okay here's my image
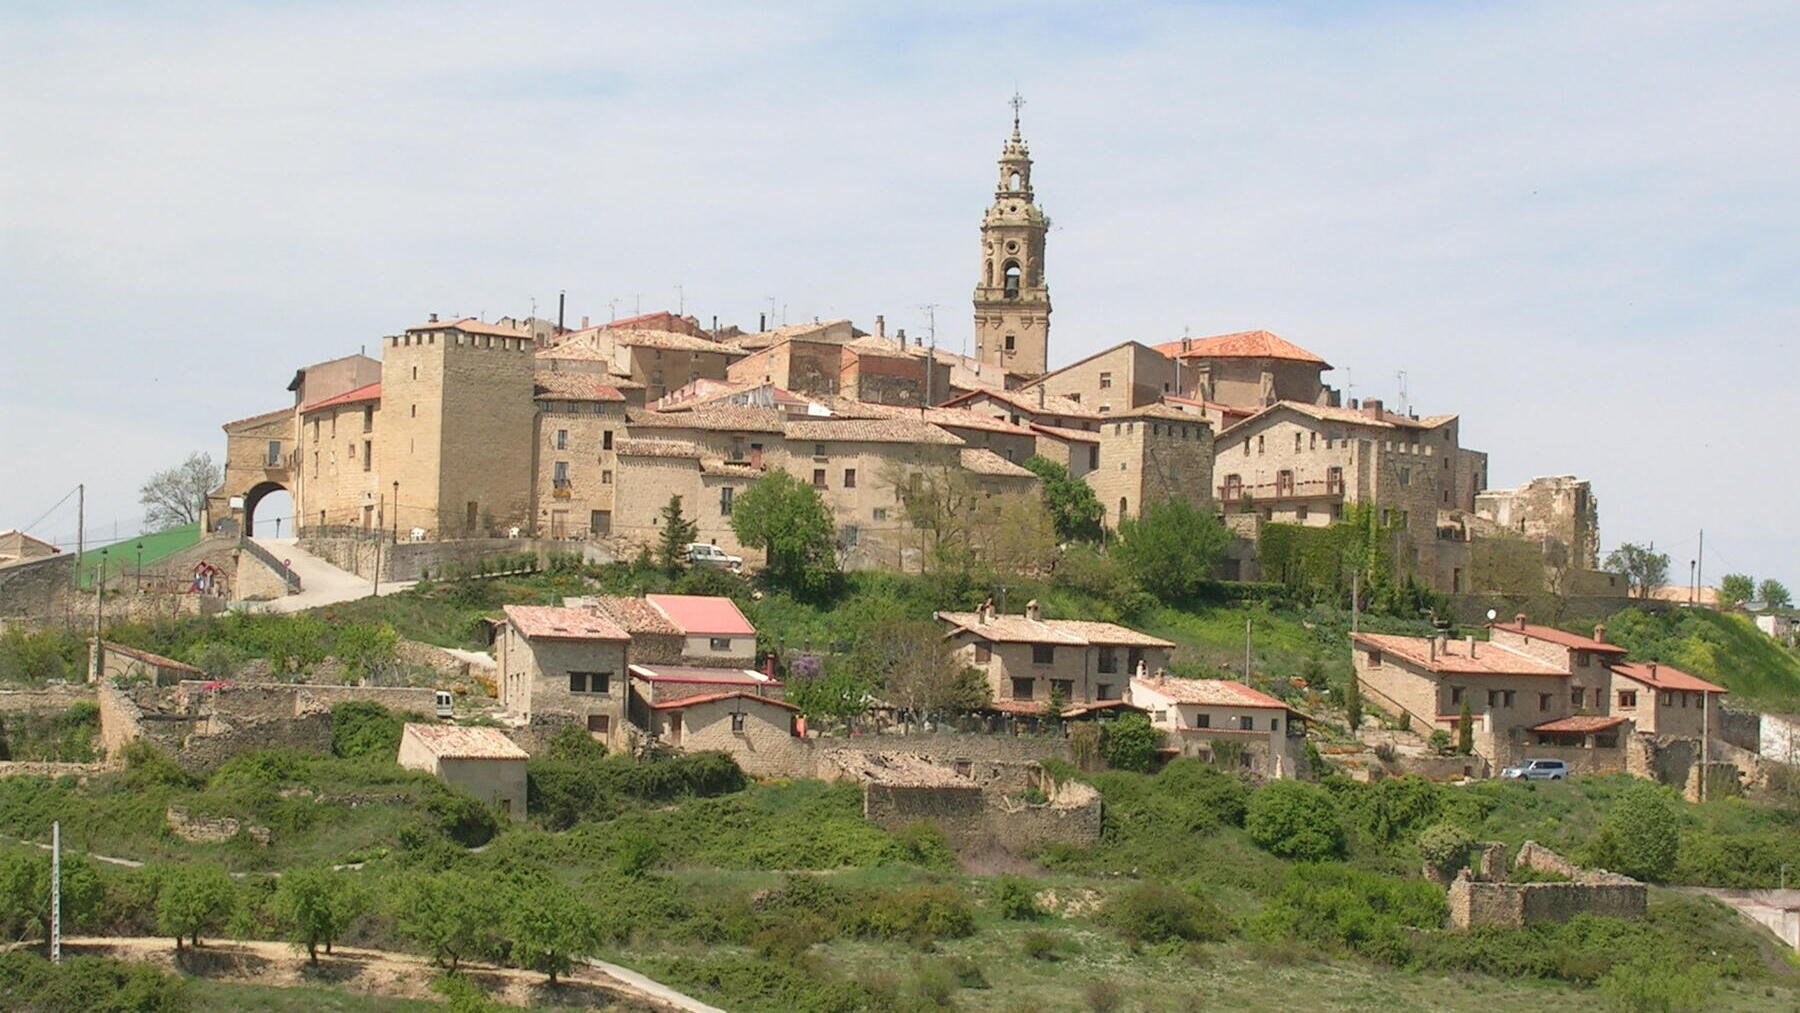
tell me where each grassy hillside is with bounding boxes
[1603,607,1800,713]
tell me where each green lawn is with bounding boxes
[77,522,201,588]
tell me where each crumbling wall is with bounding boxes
[864,783,986,844]
[165,804,271,845]
[1446,840,1646,929]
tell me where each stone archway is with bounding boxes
[243,481,292,538]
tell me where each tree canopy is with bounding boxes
[1604,543,1669,599]
[1717,574,1755,609]
[1022,455,1105,543]
[729,470,837,595]
[138,452,221,532]
[1113,498,1230,601]
[655,495,698,575]
[1757,579,1791,608]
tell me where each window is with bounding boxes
[1296,505,1309,522]
[602,430,614,450]
[730,712,745,733]
[601,469,612,484]
[1257,434,1265,454]
[1154,709,1168,723]
[590,510,611,535]
[587,714,611,735]
[1326,466,1343,493]
[1271,717,1281,732]
[568,671,611,694]
[1399,467,1411,487]
[1572,687,1585,707]
[1097,647,1118,674]
[265,441,282,467]
[1004,334,1016,351]
[1195,713,1211,729]
[363,406,373,432]
[710,637,732,651]
[1088,445,1099,470]
[843,468,856,488]
[1488,689,1501,707]
[1539,693,1552,712]
[1096,683,1116,701]
[1011,677,1034,700]
[1099,372,1113,389]
[411,404,417,417]
[813,443,826,457]
[954,759,973,777]
[362,440,372,471]
[974,641,991,663]
[1051,679,1074,700]
[1238,715,1254,730]
[1294,432,1302,451]
[1618,691,1637,708]
[1660,691,1673,707]
[1367,649,1383,668]
[1031,644,1054,665]
[1003,263,1021,299]
[720,487,734,516]
[1574,650,1589,668]
[812,469,827,488]
[553,461,570,486]
[873,507,888,522]
[1450,686,1463,705]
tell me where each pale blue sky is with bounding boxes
[2,1,1795,586]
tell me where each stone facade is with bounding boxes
[535,395,627,540]
[1475,476,1601,571]
[496,612,631,751]
[1021,341,1176,417]
[642,693,808,779]
[1086,406,1216,527]
[856,755,1102,852]
[939,603,1174,710]
[1446,841,1646,929]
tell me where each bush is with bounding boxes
[545,723,607,763]
[0,951,190,1012]
[1098,713,1162,773]
[528,751,747,831]
[1245,781,1344,860]
[1021,929,1069,961]
[1418,822,1474,878]
[991,876,1042,920]
[857,885,977,946]
[330,702,403,760]
[1587,783,1680,882]
[1596,953,1718,1011]
[1251,864,1445,965]
[1105,881,1230,945]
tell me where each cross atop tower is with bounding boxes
[1009,91,1026,134]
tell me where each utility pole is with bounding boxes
[919,304,940,412]
[88,550,105,682]
[1696,529,1704,604]
[675,281,684,315]
[50,821,60,964]
[1244,616,1253,682]
[1701,688,1710,803]
[73,484,84,594]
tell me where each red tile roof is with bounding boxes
[628,664,781,687]
[649,691,799,712]
[503,605,629,642]
[406,317,531,339]
[591,596,684,636]
[1609,662,1727,695]
[301,381,381,414]
[1531,714,1630,734]
[402,723,530,760]
[645,594,755,637]
[1351,632,1566,676]
[1131,676,1290,710]
[1152,329,1330,368]
[1489,621,1628,654]
[937,611,1174,648]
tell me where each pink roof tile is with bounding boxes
[645,594,755,636]
[402,723,529,759]
[1609,662,1727,695]
[1152,329,1330,368]
[1489,620,1629,654]
[1351,632,1566,676]
[503,605,629,642]
[1132,676,1290,710]
[1531,715,1630,734]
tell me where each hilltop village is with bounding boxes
[1,109,1798,1012]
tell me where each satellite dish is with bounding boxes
[1485,609,1498,622]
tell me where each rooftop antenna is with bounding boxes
[766,297,777,329]
[607,298,620,322]
[633,293,642,316]
[1396,370,1409,415]
[1345,367,1356,403]
[675,281,684,316]
[919,304,940,411]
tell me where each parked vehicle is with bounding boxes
[434,690,454,720]
[1499,758,1568,780]
[681,543,743,571]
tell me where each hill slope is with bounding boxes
[1605,607,1800,712]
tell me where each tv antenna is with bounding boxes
[1396,370,1410,415]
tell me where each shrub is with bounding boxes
[1588,783,1680,882]
[1597,955,1717,1012]
[1418,822,1474,878]
[1427,729,1452,754]
[0,951,189,1012]
[1099,713,1162,772]
[330,701,403,760]
[1105,881,1230,945]
[1083,979,1125,1013]
[1021,929,1068,961]
[991,876,1042,920]
[269,865,364,964]
[1251,864,1445,966]
[152,862,238,950]
[545,722,608,763]
[1245,781,1344,860]
[855,885,977,946]
[890,821,955,867]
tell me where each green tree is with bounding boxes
[1112,498,1230,601]
[330,701,403,760]
[0,852,103,942]
[1456,698,1473,755]
[786,663,875,726]
[1342,673,1363,732]
[270,866,363,964]
[1245,781,1344,860]
[153,863,237,950]
[1589,783,1680,882]
[1021,455,1105,543]
[729,470,837,594]
[1099,713,1162,772]
[1757,579,1791,608]
[1717,574,1755,609]
[390,871,502,972]
[654,495,698,575]
[1604,543,1670,599]
[506,879,596,984]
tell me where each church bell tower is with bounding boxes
[972,94,1051,378]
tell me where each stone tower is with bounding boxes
[972,95,1052,378]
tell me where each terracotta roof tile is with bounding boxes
[589,596,683,637]
[1351,632,1566,676]
[1028,422,1101,443]
[1489,621,1628,654]
[1152,329,1330,368]
[628,664,781,687]
[301,381,381,414]
[959,448,1036,478]
[406,317,532,339]
[532,373,625,402]
[628,406,786,433]
[1131,676,1290,710]
[402,723,530,759]
[1609,662,1727,695]
[1531,715,1630,734]
[649,691,799,712]
[503,605,629,641]
[937,612,1174,648]
[616,438,705,459]
[783,417,963,445]
[222,407,293,430]
[645,594,756,637]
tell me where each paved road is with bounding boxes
[250,537,415,613]
[584,958,729,1013]
[1679,887,1800,950]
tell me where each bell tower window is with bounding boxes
[1003,262,1021,299]
[1008,170,1022,191]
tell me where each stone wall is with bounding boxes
[853,754,1103,852]
[166,804,271,845]
[1446,840,1646,929]
[0,554,76,625]
[817,731,1075,769]
[174,713,333,773]
[96,683,148,760]
[300,535,538,583]
[172,680,440,720]
[863,782,987,844]
[0,761,108,779]
[1718,706,1763,754]
[0,686,95,713]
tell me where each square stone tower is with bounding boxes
[972,95,1052,379]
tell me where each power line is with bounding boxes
[17,486,80,538]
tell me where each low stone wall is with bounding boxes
[0,686,95,713]
[1388,753,1490,781]
[174,713,333,773]
[172,680,439,720]
[853,755,1103,852]
[0,760,109,779]
[818,731,1074,768]
[166,804,271,845]
[864,782,987,843]
[1446,840,1646,929]
[96,683,148,760]
[0,555,76,625]
[1492,738,1629,778]
[300,536,537,583]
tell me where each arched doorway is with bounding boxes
[244,482,293,538]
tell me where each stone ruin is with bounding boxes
[1443,840,1646,929]
[829,750,1102,853]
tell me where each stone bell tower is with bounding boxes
[972,94,1052,378]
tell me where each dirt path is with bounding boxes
[62,936,695,1011]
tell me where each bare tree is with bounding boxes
[852,617,989,723]
[139,452,221,532]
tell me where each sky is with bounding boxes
[2,1,1795,586]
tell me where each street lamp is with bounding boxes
[134,542,143,593]
[392,481,400,542]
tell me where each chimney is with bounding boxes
[428,312,439,323]
[1515,613,1527,630]
[759,312,766,331]
[557,291,565,332]
[1036,384,1045,409]
[1181,336,1191,353]
[1429,638,1438,662]
[1363,398,1384,418]
[1648,662,1658,678]
[1467,635,1477,658]
[875,314,886,339]
[1025,599,1041,622]
[581,314,590,329]
[1593,624,1607,644]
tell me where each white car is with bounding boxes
[1499,758,1568,781]
[682,543,743,572]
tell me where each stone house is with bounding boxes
[0,530,58,565]
[297,381,383,533]
[532,374,628,540]
[937,600,1174,710]
[1352,616,1726,775]
[1128,674,1307,777]
[1017,340,1177,417]
[1150,329,1333,410]
[627,662,783,707]
[396,723,529,820]
[1085,405,1216,526]
[550,326,744,403]
[638,594,757,666]
[497,604,631,750]
[637,691,805,778]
